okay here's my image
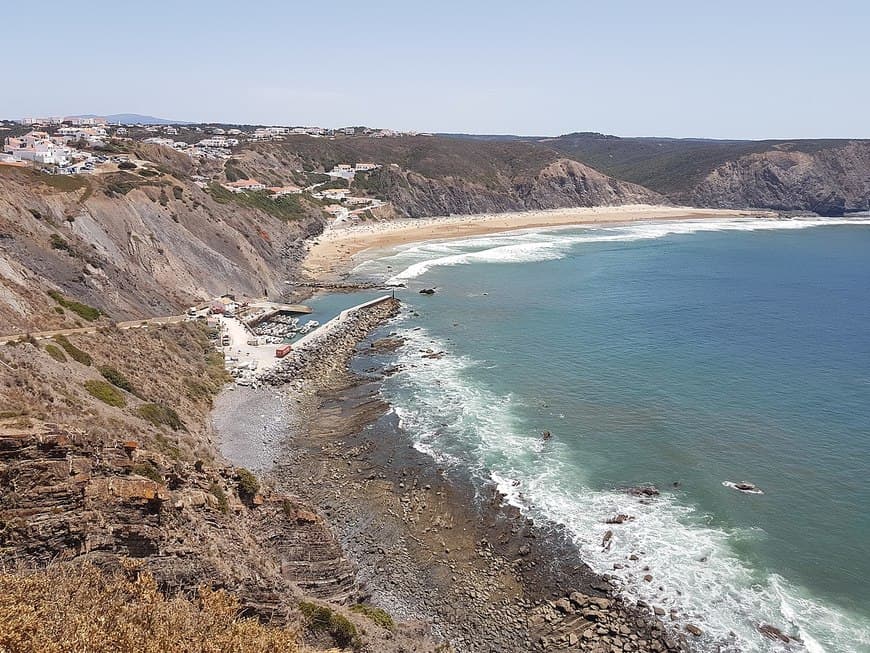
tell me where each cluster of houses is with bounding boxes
[219,178,302,196]
[212,166,384,224]
[142,133,240,160]
[327,162,380,180]
[0,130,106,173]
[18,116,108,127]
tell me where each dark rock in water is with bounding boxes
[605,514,633,524]
[758,624,791,643]
[601,530,613,549]
[627,485,660,497]
[723,480,764,494]
[421,350,446,360]
[419,288,436,295]
[685,624,703,636]
[541,430,552,441]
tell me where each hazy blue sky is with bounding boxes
[5,0,868,138]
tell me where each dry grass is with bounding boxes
[0,563,302,653]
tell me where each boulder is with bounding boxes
[627,485,660,497]
[758,624,791,643]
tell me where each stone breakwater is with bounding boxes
[259,297,401,386]
[244,297,692,652]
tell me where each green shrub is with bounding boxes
[299,602,360,649]
[99,365,136,394]
[153,433,182,461]
[117,160,137,170]
[47,290,101,321]
[349,604,395,631]
[50,233,73,253]
[83,380,126,407]
[207,183,306,222]
[236,468,259,498]
[131,462,163,484]
[209,482,229,513]
[138,403,184,431]
[54,336,92,366]
[44,344,67,363]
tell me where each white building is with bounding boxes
[143,137,175,146]
[4,131,72,166]
[198,137,238,148]
[222,178,265,193]
[267,185,302,196]
[56,126,108,145]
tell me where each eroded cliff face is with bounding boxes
[233,140,667,219]
[0,325,436,651]
[688,142,870,215]
[376,160,665,218]
[0,167,327,332]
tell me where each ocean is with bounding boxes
[311,217,870,652]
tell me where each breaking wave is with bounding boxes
[360,217,870,285]
[382,324,870,652]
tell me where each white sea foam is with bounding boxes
[382,324,870,653]
[370,217,870,284]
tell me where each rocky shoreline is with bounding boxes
[214,299,692,652]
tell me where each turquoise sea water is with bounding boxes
[313,217,870,652]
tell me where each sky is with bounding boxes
[4,0,869,139]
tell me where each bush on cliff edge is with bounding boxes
[0,563,300,652]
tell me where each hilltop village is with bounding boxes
[0,116,410,224]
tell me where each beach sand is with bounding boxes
[303,204,774,282]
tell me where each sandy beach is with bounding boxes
[303,204,775,282]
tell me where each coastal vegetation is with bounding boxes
[43,344,66,363]
[350,603,395,631]
[99,365,137,395]
[47,290,101,321]
[53,335,92,366]
[299,601,360,649]
[83,379,126,407]
[209,482,229,513]
[0,564,300,653]
[207,182,309,222]
[131,462,164,484]
[236,468,260,499]
[138,402,184,431]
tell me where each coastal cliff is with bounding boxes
[688,141,870,214]
[545,133,870,215]
[0,309,439,651]
[234,137,665,218]
[0,166,327,332]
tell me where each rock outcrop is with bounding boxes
[690,141,870,215]
[357,159,664,218]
